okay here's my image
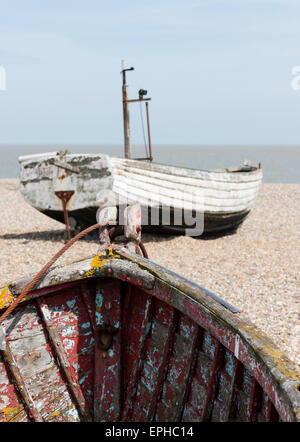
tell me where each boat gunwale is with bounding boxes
[113,157,263,181]
[112,166,262,194]
[18,152,263,179]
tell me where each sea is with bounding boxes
[1,144,299,183]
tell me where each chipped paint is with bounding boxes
[0,406,23,421]
[235,335,240,359]
[0,253,299,422]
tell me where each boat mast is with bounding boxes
[121,60,134,159]
[121,60,153,162]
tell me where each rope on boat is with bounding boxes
[0,221,149,325]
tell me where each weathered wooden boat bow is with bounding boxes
[0,204,299,422]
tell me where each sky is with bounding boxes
[0,0,300,145]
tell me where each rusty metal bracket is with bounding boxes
[97,204,148,258]
[55,190,74,241]
[97,324,119,351]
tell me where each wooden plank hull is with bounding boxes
[19,153,262,235]
[0,251,299,422]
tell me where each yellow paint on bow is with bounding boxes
[0,406,22,421]
[0,285,14,310]
[85,249,120,277]
[0,283,30,310]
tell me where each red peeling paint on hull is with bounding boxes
[0,273,299,422]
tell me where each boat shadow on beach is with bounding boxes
[0,225,239,244]
[0,229,95,243]
[141,228,239,244]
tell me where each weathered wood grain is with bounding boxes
[1,303,81,421]
[93,279,122,422]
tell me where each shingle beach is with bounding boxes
[0,179,299,372]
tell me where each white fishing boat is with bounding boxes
[18,63,262,237]
[18,151,262,236]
